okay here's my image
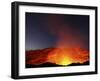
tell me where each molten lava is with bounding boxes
[26,47,89,67]
[47,48,89,66]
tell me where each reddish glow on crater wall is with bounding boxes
[47,48,89,65]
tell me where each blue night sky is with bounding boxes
[25,12,89,50]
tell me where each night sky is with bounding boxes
[25,12,89,50]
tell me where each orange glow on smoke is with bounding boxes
[47,48,89,66]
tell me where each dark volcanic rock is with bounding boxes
[26,62,61,68]
[67,61,89,66]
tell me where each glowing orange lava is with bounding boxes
[47,48,89,66]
